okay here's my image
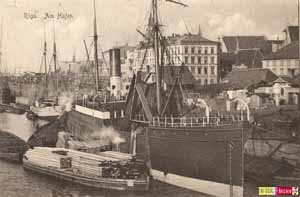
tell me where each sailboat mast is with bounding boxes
[153,0,162,115]
[93,0,100,92]
[43,23,48,97]
[53,21,58,90]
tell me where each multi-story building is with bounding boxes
[263,41,299,77]
[134,33,220,85]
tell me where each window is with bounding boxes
[191,47,195,54]
[204,47,208,54]
[198,79,202,85]
[211,66,215,75]
[211,47,214,54]
[198,47,201,54]
[191,56,195,64]
[184,56,189,64]
[211,56,215,64]
[210,79,214,84]
[204,67,208,74]
[198,57,202,64]
[204,56,208,64]
[184,47,189,54]
[204,79,208,85]
[281,88,284,96]
[197,67,201,75]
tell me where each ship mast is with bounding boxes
[93,0,100,92]
[43,22,48,97]
[152,0,162,115]
[53,21,58,91]
[150,0,187,115]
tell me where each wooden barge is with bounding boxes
[23,147,150,192]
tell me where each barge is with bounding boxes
[23,147,149,192]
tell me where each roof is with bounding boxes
[163,65,196,86]
[264,41,299,60]
[284,26,299,42]
[235,49,263,68]
[195,83,232,93]
[222,36,271,54]
[222,68,278,89]
[172,33,219,45]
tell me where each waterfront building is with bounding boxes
[134,32,220,85]
[263,42,299,77]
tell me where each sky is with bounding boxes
[0,0,298,73]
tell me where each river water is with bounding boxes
[0,113,207,197]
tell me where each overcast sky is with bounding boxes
[0,0,297,72]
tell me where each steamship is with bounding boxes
[65,1,252,197]
[120,1,252,196]
[66,0,128,140]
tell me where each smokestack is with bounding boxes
[109,48,122,97]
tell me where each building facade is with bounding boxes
[262,42,299,77]
[134,33,220,85]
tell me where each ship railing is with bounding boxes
[149,114,247,128]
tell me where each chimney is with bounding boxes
[109,48,122,97]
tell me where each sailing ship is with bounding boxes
[65,1,252,196]
[26,23,63,121]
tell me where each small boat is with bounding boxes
[23,147,150,191]
[0,103,26,115]
[26,99,62,121]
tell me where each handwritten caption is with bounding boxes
[24,11,73,20]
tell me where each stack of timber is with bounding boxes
[23,147,149,191]
[0,130,28,163]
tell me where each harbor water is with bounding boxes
[0,113,211,197]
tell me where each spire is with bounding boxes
[198,24,202,37]
[72,50,76,62]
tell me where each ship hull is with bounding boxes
[147,122,250,197]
